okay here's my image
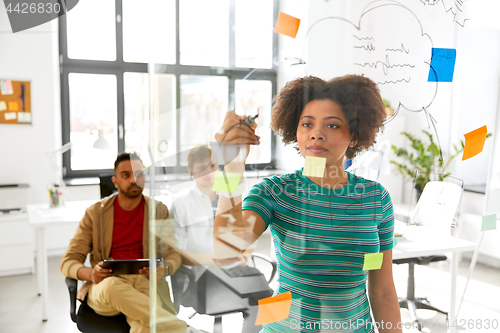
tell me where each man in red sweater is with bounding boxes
[61,152,202,333]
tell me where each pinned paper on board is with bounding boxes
[481,214,497,231]
[212,171,241,193]
[462,125,487,161]
[363,253,383,270]
[8,101,19,111]
[0,101,7,111]
[428,48,457,82]
[17,112,31,123]
[4,112,17,121]
[0,80,14,95]
[255,291,292,325]
[274,12,300,38]
[303,156,326,178]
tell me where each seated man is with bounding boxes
[170,145,272,333]
[61,152,200,333]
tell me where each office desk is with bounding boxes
[393,226,476,333]
[27,200,95,322]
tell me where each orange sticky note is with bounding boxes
[255,291,292,325]
[274,12,300,38]
[462,125,487,161]
[8,101,19,111]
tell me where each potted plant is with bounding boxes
[390,131,465,199]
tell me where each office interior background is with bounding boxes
[0,0,499,332]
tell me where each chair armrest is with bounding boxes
[171,266,198,312]
[176,266,197,292]
[250,253,277,284]
[65,277,78,323]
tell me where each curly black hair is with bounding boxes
[270,75,386,159]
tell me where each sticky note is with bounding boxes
[462,125,487,160]
[274,12,300,38]
[8,101,19,111]
[428,48,457,82]
[255,291,292,325]
[17,112,31,123]
[0,80,14,95]
[4,112,17,120]
[363,253,383,270]
[0,101,7,111]
[481,214,497,231]
[212,171,241,193]
[303,156,326,178]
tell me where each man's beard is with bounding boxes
[119,184,143,198]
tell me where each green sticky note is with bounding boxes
[303,156,326,178]
[212,171,241,193]
[481,214,497,231]
[363,253,383,270]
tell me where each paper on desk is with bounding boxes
[255,291,292,325]
[274,12,300,38]
[363,253,383,270]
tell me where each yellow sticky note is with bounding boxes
[303,156,326,178]
[363,253,383,270]
[255,291,292,325]
[0,101,7,111]
[274,12,300,38]
[481,214,497,231]
[212,171,241,193]
[462,125,487,161]
[8,101,19,111]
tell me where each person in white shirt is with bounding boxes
[170,145,219,263]
[170,145,271,333]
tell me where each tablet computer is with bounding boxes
[102,258,163,275]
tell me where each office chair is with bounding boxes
[393,256,448,331]
[99,173,117,199]
[171,253,277,333]
[395,178,463,331]
[65,277,130,333]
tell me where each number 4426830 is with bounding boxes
[446,318,498,330]
[5,2,61,14]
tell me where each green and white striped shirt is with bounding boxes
[243,170,395,332]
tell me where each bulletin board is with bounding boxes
[0,80,31,125]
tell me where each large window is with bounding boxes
[60,0,278,178]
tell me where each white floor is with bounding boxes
[1,241,499,333]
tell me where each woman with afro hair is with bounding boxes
[214,75,402,333]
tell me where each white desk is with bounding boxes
[393,224,476,333]
[27,200,96,322]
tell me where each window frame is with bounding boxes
[59,0,279,179]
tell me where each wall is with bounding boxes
[0,8,100,256]
[0,8,59,204]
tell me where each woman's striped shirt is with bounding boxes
[243,170,395,332]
